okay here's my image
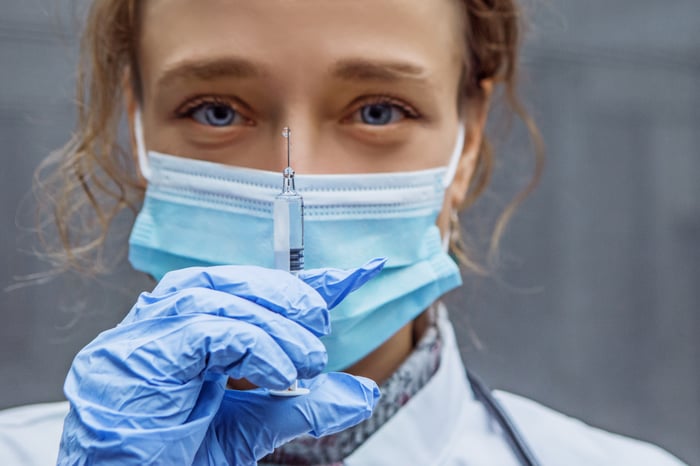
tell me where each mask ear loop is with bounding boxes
[441,124,467,251]
[442,123,466,189]
[441,229,451,253]
[134,109,152,182]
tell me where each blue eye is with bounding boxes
[360,103,402,126]
[191,103,238,127]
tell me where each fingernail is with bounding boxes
[358,257,387,280]
[354,376,381,410]
[297,349,328,379]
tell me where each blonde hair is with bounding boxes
[36,0,543,275]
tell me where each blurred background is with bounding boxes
[1,0,698,464]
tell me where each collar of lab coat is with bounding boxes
[345,304,518,466]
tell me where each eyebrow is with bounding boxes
[156,57,429,89]
[331,58,429,82]
[157,57,269,88]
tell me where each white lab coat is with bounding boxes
[0,309,687,466]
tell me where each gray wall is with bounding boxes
[1,1,698,464]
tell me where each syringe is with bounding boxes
[269,126,310,397]
[273,127,305,274]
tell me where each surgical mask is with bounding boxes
[129,113,464,371]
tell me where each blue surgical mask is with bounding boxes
[129,112,464,371]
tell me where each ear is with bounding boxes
[447,79,493,210]
[123,72,147,187]
[437,80,493,236]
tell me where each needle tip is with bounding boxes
[282,126,292,167]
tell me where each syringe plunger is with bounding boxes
[273,192,304,272]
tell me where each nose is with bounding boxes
[274,116,321,175]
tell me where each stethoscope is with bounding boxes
[466,370,542,466]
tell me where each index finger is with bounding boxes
[151,265,329,321]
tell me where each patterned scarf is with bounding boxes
[260,320,443,465]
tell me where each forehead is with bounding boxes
[139,0,464,87]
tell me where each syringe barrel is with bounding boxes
[273,192,304,272]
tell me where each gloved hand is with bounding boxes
[58,258,385,466]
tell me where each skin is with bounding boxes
[127,0,491,385]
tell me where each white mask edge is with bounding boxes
[134,109,152,182]
[442,124,466,189]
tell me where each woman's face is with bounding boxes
[129,1,485,376]
[131,0,487,222]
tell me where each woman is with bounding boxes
[0,1,686,465]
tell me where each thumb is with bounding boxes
[216,373,380,464]
[297,257,387,309]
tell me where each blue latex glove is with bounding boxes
[58,258,385,466]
